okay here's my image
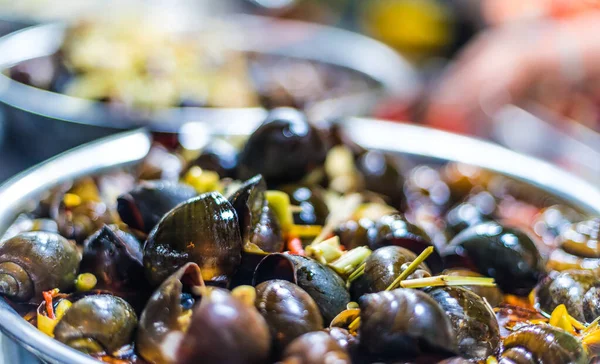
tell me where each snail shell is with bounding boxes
[143,192,242,286]
[0,232,80,303]
[54,294,137,355]
[255,279,323,353]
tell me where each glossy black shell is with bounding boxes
[280,184,329,226]
[143,192,242,286]
[442,221,544,295]
[237,108,328,186]
[117,180,197,234]
[80,225,148,309]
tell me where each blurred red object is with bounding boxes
[484,0,600,25]
[371,97,414,123]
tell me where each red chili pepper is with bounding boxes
[287,237,305,256]
[43,291,55,319]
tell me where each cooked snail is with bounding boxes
[0,232,79,303]
[143,192,242,286]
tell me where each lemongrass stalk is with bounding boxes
[329,247,372,275]
[385,247,434,291]
[347,263,366,284]
[399,275,496,289]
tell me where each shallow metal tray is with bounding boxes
[0,118,599,363]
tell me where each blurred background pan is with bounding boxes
[0,7,418,174]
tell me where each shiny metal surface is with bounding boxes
[0,15,418,163]
[0,119,599,363]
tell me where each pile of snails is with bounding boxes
[1,107,599,364]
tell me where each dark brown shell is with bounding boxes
[350,245,430,300]
[501,325,588,364]
[80,225,148,310]
[229,175,283,253]
[136,263,204,363]
[427,286,500,361]
[176,288,271,364]
[143,192,242,286]
[253,253,350,323]
[255,279,324,353]
[282,331,351,364]
[54,294,137,355]
[325,327,358,353]
[534,269,600,323]
[117,180,197,234]
[0,232,80,303]
[358,288,457,359]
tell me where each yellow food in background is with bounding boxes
[361,0,453,61]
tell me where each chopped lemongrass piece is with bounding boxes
[347,302,359,310]
[306,236,344,264]
[385,247,434,291]
[183,167,222,194]
[329,246,372,275]
[306,236,341,262]
[266,191,294,233]
[399,275,496,289]
[75,273,97,292]
[231,285,257,308]
[289,224,323,238]
[346,263,366,287]
[313,193,362,244]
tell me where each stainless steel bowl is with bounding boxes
[1,118,599,363]
[0,14,418,163]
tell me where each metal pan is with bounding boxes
[0,14,418,163]
[0,118,599,363]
